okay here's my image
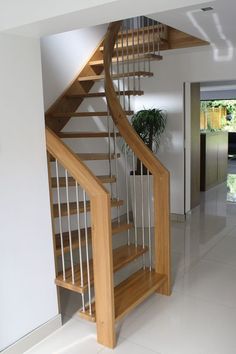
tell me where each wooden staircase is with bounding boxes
[45,16,208,348]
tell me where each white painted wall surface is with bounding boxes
[0,33,58,351]
[40,24,107,110]
[135,46,236,214]
[1,0,211,37]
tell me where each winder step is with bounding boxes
[66,90,144,98]
[78,71,153,82]
[89,53,162,67]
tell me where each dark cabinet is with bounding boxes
[200,132,228,191]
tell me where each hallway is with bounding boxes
[26,181,236,354]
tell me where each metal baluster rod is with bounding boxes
[75,181,85,311]
[132,152,137,246]
[65,169,75,284]
[55,160,66,281]
[152,18,155,54]
[113,124,120,223]
[124,144,130,245]
[126,18,131,110]
[137,16,141,91]
[132,17,136,94]
[121,22,126,111]
[148,17,151,72]
[83,190,92,315]
[142,16,146,72]
[116,38,121,105]
[107,112,114,198]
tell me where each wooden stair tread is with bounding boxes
[78,72,153,82]
[117,24,166,38]
[100,37,166,52]
[105,42,169,55]
[53,198,123,218]
[77,153,121,161]
[79,269,167,321]
[100,40,167,52]
[50,153,120,162]
[55,221,134,256]
[89,54,162,67]
[51,111,134,117]
[58,131,121,138]
[55,244,147,293]
[66,90,144,98]
[51,175,116,188]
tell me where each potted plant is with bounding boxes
[129,108,167,227]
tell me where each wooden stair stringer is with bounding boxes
[45,36,106,132]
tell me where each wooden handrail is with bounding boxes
[46,127,116,347]
[103,21,171,296]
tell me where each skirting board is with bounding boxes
[171,213,186,222]
[2,315,62,354]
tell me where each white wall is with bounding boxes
[135,46,236,214]
[40,24,107,110]
[0,33,58,351]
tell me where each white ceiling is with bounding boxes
[2,0,210,37]
[151,0,236,60]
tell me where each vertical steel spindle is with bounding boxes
[107,113,113,198]
[121,22,126,111]
[116,37,121,104]
[124,144,130,245]
[65,169,75,284]
[148,17,151,72]
[83,190,92,315]
[113,124,120,223]
[152,19,155,54]
[55,160,66,281]
[142,16,146,72]
[126,19,131,110]
[132,18,136,94]
[132,152,137,246]
[137,16,141,91]
[75,181,85,311]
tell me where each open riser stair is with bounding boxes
[44,13,208,348]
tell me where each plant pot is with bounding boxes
[129,174,154,227]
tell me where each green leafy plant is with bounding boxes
[131,108,167,174]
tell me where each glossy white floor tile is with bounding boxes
[119,291,236,354]
[174,259,236,308]
[26,178,236,354]
[101,338,160,354]
[25,319,102,354]
[204,235,236,267]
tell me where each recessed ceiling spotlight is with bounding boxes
[201,6,214,12]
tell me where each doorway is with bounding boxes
[184,80,236,213]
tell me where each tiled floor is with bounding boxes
[26,179,236,354]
